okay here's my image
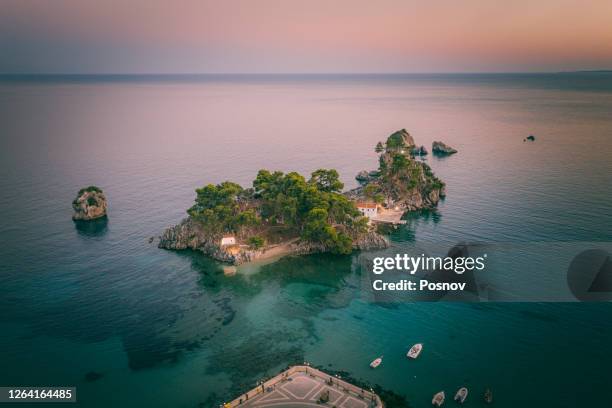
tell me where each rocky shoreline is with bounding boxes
[158,217,389,265]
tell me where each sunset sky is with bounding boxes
[1,0,612,74]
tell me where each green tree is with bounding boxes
[375,141,384,153]
[237,209,261,227]
[302,208,333,242]
[332,232,353,254]
[364,183,379,199]
[248,235,266,249]
[309,169,344,193]
[373,193,385,204]
[188,181,244,233]
[391,153,410,174]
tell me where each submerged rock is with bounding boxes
[84,371,104,382]
[72,186,107,220]
[432,141,458,155]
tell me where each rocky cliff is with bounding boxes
[353,130,446,211]
[378,151,445,210]
[72,186,108,220]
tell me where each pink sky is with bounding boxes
[1,0,612,73]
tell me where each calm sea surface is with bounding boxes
[1,74,611,407]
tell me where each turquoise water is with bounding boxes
[1,74,611,407]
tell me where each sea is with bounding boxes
[1,73,611,407]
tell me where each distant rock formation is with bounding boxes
[72,186,107,220]
[432,141,458,155]
[411,145,428,156]
[524,135,536,142]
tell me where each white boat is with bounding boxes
[432,391,445,406]
[407,343,423,359]
[454,388,468,404]
[370,356,383,368]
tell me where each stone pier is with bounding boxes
[223,365,383,408]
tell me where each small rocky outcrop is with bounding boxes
[432,141,458,155]
[356,170,371,182]
[524,135,536,142]
[72,186,107,220]
[355,170,380,184]
[411,145,428,156]
[353,231,390,250]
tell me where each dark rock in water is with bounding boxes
[355,170,379,184]
[524,135,536,141]
[72,186,107,220]
[411,145,428,156]
[84,371,104,382]
[355,170,371,182]
[432,141,458,155]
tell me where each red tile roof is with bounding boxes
[356,202,377,209]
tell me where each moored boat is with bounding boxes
[484,388,493,404]
[407,343,423,359]
[370,356,383,368]
[432,391,445,406]
[454,387,468,404]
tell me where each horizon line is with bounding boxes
[1,70,612,77]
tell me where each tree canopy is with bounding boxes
[187,169,367,254]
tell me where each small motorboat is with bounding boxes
[370,356,383,368]
[432,391,445,406]
[454,388,468,404]
[484,388,493,404]
[407,343,423,359]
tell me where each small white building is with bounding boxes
[356,202,378,219]
[220,236,236,246]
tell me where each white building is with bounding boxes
[220,236,236,246]
[356,202,378,219]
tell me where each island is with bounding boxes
[351,129,446,211]
[72,186,108,220]
[159,129,446,265]
[432,140,458,155]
